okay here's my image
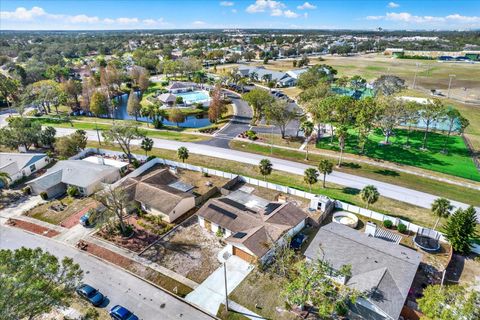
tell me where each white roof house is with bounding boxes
[27,160,120,198]
[82,156,129,171]
[0,153,49,184]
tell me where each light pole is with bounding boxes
[447,74,456,98]
[223,262,229,312]
[412,63,421,89]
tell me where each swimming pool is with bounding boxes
[176,90,210,105]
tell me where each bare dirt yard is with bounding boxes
[140,217,224,283]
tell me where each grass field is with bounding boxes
[316,128,480,181]
[229,140,480,206]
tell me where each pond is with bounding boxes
[113,93,212,128]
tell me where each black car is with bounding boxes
[76,284,105,307]
[290,233,307,250]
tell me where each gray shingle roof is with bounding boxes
[0,153,46,176]
[28,160,118,188]
[304,223,422,320]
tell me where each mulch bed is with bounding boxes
[6,218,60,238]
[82,241,192,297]
[95,216,159,253]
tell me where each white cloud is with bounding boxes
[0,6,173,29]
[297,2,316,10]
[220,1,234,6]
[246,0,300,18]
[231,9,238,13]
[284,10,300,18]
[192,20,206,26]
[0,6,46,20]
[387,2,400,8]
[366,11,480,27]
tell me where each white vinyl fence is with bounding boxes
[80,148,449,242]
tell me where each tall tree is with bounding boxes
[259,158,273,181]
[418,284,480,320]
[0,117,42,151]
[39,126,56,149]
[355,97,377,153]
[420,99,446,150]
[300,120,314,160]
[61,79,82,110]
[177,146,189,163]
[443,206,478,254]
[54,129,87,158]
[431,198,453,231]
[304,168,319,192]
[127,90,141,121]
[95,186,132,237]
[0,172,11,194]
[372,75,406,96]
[360,185,380,209]
[89,91,108,116]
[265,99,299,139]
[169,107,185,127]
[242,88,275,124]
[403,101,422,147]
[102,124,145,163]
[141,137,153,156]
[208,84,225,123]
[336,125,349,166]
[0,74,19,110]
[23,80,66,114]
[318,159,333,188]
[442,108,465,153]
[0,247,83,320]
[375,96,406,144]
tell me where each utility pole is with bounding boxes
[270,125,274,154]
[412,62,421,89]
[223,262,229,312]
[95,119,101,146]
[447,74,456,98]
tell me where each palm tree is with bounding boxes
[0,172,11,195]
[300,121,314,160]
[318,160,333,188]
[360,185,379,209]
[431,198,452,230]
[177,146,189,163]
[304,168,319,192]
[250,71,258,82]
[141,137,153,156]
[258,159,273,181]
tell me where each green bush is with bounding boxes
[216,228,224,237]
[152,118,163,129]
[246,130,257,140]
[40,192,48,200]
[146,155,157,162]
[66,185,79,197]
[131,158,141,168]
[383,220,393,229]
[397,223,407,234]
[22,186,31,195]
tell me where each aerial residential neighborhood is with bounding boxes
[1,1,480,320]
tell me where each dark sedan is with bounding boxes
[290,233,307,250]
[109,305,139,320]
[76,284,105,307]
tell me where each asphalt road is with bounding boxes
[0,225,214,320]
[53,127,479,221]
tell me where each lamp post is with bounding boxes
[447,74,456,98]
[412,63,421,89]
[223,262,229,312]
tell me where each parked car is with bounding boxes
[109,305,139,320]
[76,284,105,307]
[79,211,92,227]
[290,233,307,250]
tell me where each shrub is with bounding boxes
[40,192,48,200]
[66,185,79,197]
[397,223,407,234]
[216,228,224,237]
[146,155,157,162]
[246,130,257,140]
[152,118,163,129]
[131,158,141,169]
[383,220,393,229]
[22,186,31,195]
[81,308,99,320]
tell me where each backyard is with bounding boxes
[139,217,224,283]
[316,128,480,181]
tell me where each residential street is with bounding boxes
[0,225,215,320]
[53,127,480,221]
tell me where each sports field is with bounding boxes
[316,128,480,181]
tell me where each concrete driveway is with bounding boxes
[185,255,253,315]
[0,195,45,223]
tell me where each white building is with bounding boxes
[0,153,49,185]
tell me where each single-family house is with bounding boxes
[158,93,177,106]
[237,66,307,87]
[304,222,422,320]
[121,168,196,223]
[81,156,129,174]
[166,82,195,94]
[27,160,120,198]
[197,189,307,263]
[0,153,49,186]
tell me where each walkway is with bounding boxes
[185,255,253,315]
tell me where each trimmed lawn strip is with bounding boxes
[87,142,438,228]
[315,128,480,182]
[217,304,250,320]
[255,133,304,149]
[84,241,193,297]
[229,140,480,206]
[30,117,210,142]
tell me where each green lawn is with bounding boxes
[316,128,480,181]
[229,140,480,206]
[31,117,210,142]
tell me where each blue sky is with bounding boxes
[1,0,479,30]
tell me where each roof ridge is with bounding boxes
[264,202,288,222]
[323,226,418,266]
